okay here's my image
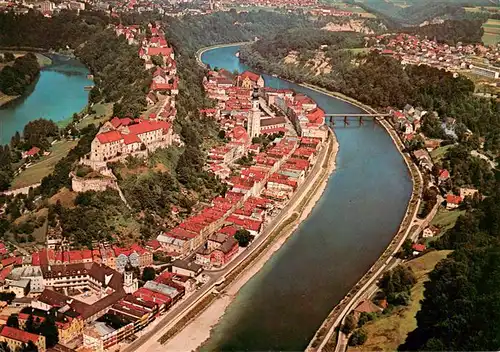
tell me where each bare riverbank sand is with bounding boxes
[155,132,339,352]
[0,92,18,107]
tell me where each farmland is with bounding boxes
[482,18,500,46]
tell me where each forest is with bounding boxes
[75,29,150,117]
[399,185,500,350]
[0,9,112,49]
[402,19,484,44]
[0,53,40,96]
[163,9,316,56]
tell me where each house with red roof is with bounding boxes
[306,107,325,124]
[446,194,462,209]
[237,71,264,89]
[438,169,450,184]
[22,146,41,159]
[152,67,167,84]
[412,243,426,254]
[0,325,46,352]
[147,92,159,106]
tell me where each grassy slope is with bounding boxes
[354,250,452,352]
[431,206,466,231]
[11,140,78,189]
[429,144,453,163]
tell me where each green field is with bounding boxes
[482,19,500,46]
[464,6,500,13]
[57,102,113,129]
[355,250,452,352]
[429,144,453,162]
[431,207,465,232]
[11,140,78,189]
[77,103,113,129]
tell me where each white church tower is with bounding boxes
[247,88,261,139]
[123,267,138,294]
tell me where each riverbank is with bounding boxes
[196,41,253,67]
[0,93,19,107]
[151,129,339,352]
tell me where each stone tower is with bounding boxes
[247,88,261,139]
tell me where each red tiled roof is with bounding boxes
[31,252,40,266]
[412,243,426,252]
[97,130,123,144]
[446,194,462,205]
[307,108,325,124]
[146,239,161,250]
[122,133,141,145]
[68,251,82,263]
[0,326,42,344]
[25,147,40,156]
[130,244,148,255]
[128,120,170,135]
[134,287,171,305]
[82,250,92,260]
[0,267,12,281]
[439,169,450,179]
[218,226,238,237]
[240,71,261,82]
[1,257,17,267]
[147,47,172,57]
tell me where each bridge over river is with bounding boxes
[325,113,391,125]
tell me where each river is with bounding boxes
[200,45,413,351]
[0,55,91,145]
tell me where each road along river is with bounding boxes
[191,45,414,351]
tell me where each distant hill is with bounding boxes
[351,0,497,26]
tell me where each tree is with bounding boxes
[358,312,376,327]
[3,52,15,62]
[10,131,21,148]
[0,53,40,96]
[142,267,156,281]
[6,314,19,329]
[38,313,59,348]
[378,265,416,306]
[234,229,254,247]
[401,239,413,257]
[21,341,38,352]
[151,55,163,67]
[25,314,36,333]
[341,312,357,335]
[348,329,368,346]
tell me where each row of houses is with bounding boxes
[155,69,327,268]
[373,33,500,78]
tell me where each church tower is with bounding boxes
[123,265,138,294]
[247,88,261,139]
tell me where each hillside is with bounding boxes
[351,0,494,26]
